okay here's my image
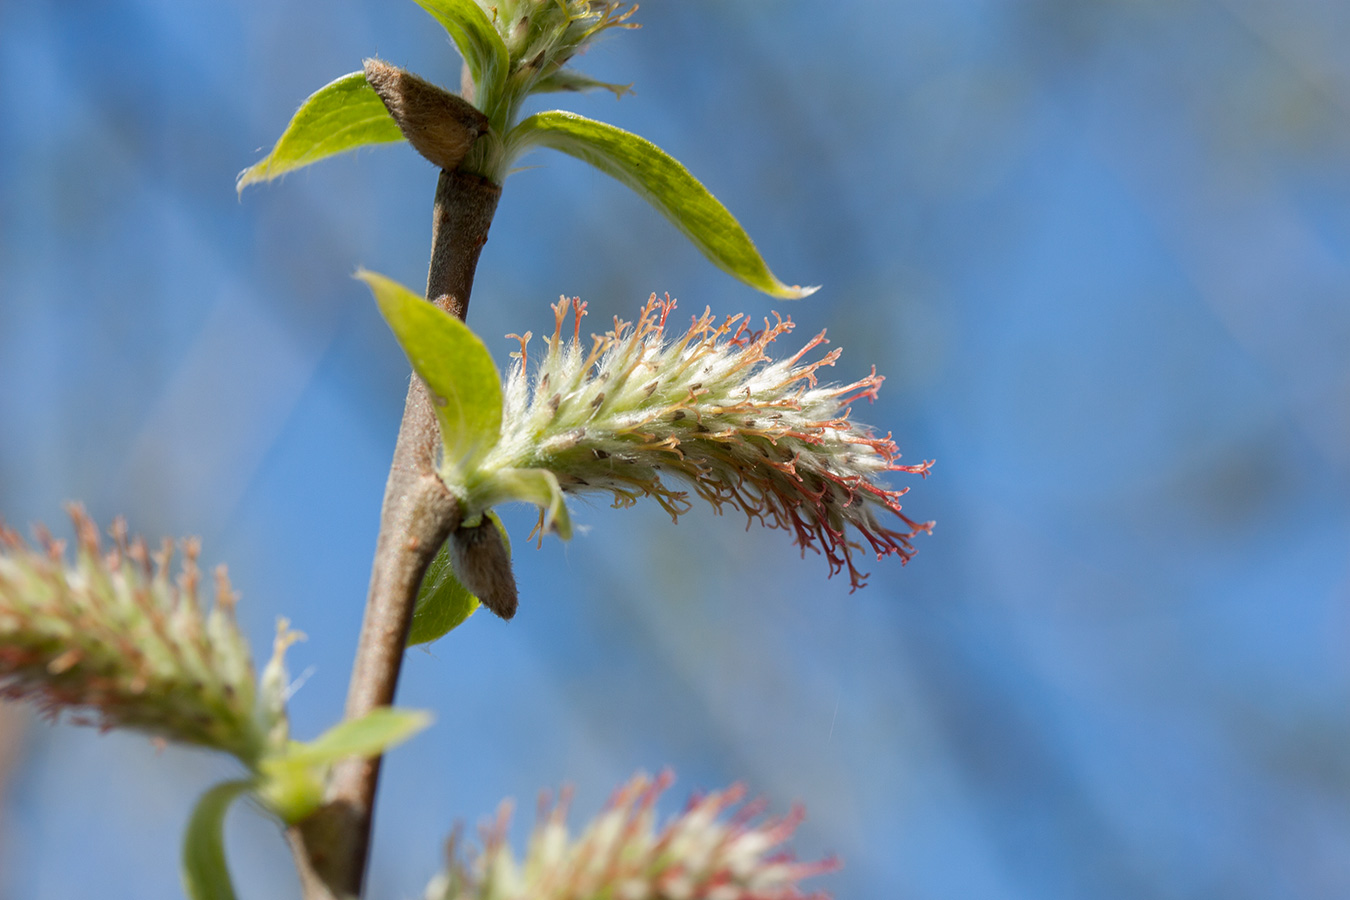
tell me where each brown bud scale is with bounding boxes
[363,59,488,172]
[450,521,518,620]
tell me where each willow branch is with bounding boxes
[290,168,500,899]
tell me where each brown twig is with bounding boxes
[290,168,500,898]
[0,701,27,855]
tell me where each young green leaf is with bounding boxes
[182,780,252,900]
[411,0,509,112]
[357,270,504,480]
[237,72,404,193]
[509,111,817,299]
[533,70,633,99]
[282,709,431,769]
[409,541,479,645]
[409,512,514,644]
[254,709,431,824]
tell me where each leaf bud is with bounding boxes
[449,520,518,620]
[363,58,488,171]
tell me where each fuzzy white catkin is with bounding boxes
[474,294,933,590]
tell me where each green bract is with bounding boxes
[470,467,571,538]
[238,1,814,299]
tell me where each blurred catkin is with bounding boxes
[0,506,276,764]
[425,771,837,900]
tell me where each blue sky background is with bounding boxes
[2,1,1350,897]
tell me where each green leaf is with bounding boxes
[411,0,509,112]
[409,512,513,645]
[254,708,431,824]
[474,468,572,540]
[358,270,504,479]
[283,708,433,768]
[533,70,633,99]
[408,543,478,645]
[509,111,817,299]
[237,72,404,193]
[182,780,252,900]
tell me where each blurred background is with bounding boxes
[2,0,1349,897]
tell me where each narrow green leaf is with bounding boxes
[533,70,633,99]
[182,780,252,900]
[357,270,504,478]
[283,708,433,768]
[475,468,572,540]
[411,0,509,112]
[237,72,404,192]
[510,111,817,299]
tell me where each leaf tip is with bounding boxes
[353,266,388,292]
[375,707,434,753]
[769,281,820,300]
[403,708,435,735]
[235,164,264,197]
[355,268,396,314]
